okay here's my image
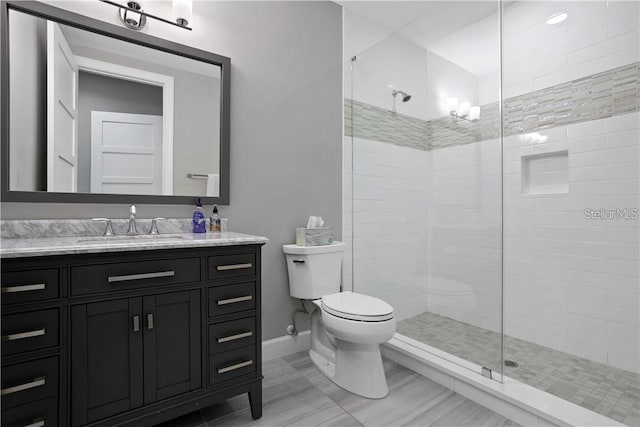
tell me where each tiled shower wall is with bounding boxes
[503,112,639,373]
[345,1,639,372]
[345,68,639,371]
[347,62,640,151]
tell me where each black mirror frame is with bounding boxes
[0,1,230,205]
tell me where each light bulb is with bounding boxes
[173,0,192,26]
[469,106,480,121]
[446,97,458,113]
[458,101,470,117]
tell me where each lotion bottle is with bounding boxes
[209,205,221,232]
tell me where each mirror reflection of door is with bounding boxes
[47,21,78,192]
[90,112,163,194]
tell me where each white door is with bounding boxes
[90,112,163,194]
[47,21,78,192]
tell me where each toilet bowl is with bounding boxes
[283,243,396,399]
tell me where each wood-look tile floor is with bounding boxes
[158,351,520,427]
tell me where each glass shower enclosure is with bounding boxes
[346,1,639,425]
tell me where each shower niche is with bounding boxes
[521,151,569,195]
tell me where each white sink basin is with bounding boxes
[77,234,193,244]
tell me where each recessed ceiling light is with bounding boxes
[546,12,568,25]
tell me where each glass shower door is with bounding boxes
[347,0,504,379]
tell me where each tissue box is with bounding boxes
[296,227,334,246]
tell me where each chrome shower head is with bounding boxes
[392,89,412,102]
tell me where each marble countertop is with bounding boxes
[1,232,269,259]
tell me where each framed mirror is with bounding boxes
[1,1,230,204]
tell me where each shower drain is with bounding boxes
[504,359,519,368]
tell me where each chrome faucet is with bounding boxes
[127,205,138,235]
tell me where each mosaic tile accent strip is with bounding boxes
[346,62,640,151]
[346,98,429,150]
[398,311,640,427]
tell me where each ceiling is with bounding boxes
[60,24,221,78]
[338,1,505,76]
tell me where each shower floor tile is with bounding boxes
[398,311,640,427]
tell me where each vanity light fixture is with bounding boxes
[100,0,193,31]
[447,97,480,122]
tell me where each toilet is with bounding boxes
[283,242,396,399]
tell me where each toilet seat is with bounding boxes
[321,291,394,322]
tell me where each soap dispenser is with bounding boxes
[209,205,221,232]
[192,198,206,233]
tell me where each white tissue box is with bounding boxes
[296,227,334,246]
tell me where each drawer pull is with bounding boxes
[108,270,175,283]
[217,295,253,306]
[1,283,46,293]
[217,360,253,374]
[24,418,45,427]
[2,328,46,342]
[1,376,46,396]
[217,331,253,343]
[292,259,305,263]
[217,263,252,271]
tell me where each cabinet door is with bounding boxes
[70,298,143,426]
[143,290,201,404]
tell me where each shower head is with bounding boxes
[392,89,412,102]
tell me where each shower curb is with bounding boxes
[382,336,625,427]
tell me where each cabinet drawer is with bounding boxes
[2,309,60,356]
[71,257,200,296]
[209,317,256,354]
[209,346,256,385]
[208,282,256,317]
[207,253,255,280]
[1,396,58,427]
[1,269,59,306]
[1,357,58,410]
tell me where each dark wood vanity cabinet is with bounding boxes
[1,244,264,427]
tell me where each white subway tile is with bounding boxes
[606,129,640,149]
[567,29,639,66]
[607,353,640,373]
[605,113,640,132]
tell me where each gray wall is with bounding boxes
[77,72,163,192]
[2,1,343,341]
[8,10,47,191]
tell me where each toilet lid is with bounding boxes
[321,291,394,322]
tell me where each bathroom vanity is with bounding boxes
[1,232,267,426]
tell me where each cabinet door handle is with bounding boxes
[2,328,46,342]
[147,313,154,330]
[217,360,253,374]
[23,418,45,427]
[133,315,140,332]
[1,376,46,395]
[1,283,46,293]
[216,295,253,306]
[216,263,252,271]
[217,331,253,343]
[108,271,175,283]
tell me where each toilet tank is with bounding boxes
[283,242,345,299]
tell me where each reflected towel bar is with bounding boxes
[187,173,209,179]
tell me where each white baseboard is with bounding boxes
[262,330,311,361]
[382,337,624,427]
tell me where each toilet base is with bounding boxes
[309,339,389,399]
